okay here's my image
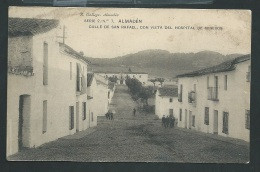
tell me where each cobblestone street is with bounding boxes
[8,85,249,163]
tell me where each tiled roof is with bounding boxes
[9,18,59,36]
[95,74,108,86]
[59,43,91,64]
[177,54,251,78]
[158,86,178,97]
[87,73,94,87]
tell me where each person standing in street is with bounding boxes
[133,108,136,116]
[162,115,166,128]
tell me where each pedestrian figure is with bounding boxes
[165,116,170,128]
[110,112,114,120]
[169,116,175,128]
[105,112,109,120]
[162,115,166,128]
[133,108,136,116]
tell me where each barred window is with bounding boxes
[204,107,209,125]
[245,110,250,130]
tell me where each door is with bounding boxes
[18,95,31,150]
[76,102,79,132]
[213,110,218,134]
[189,111,192,129]
[185,109,187,128]
[169,109,173,117]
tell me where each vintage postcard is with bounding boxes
[7,7,251,162]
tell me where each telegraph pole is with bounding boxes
[57,25,67,44]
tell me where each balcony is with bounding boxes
[178,93,182,102]
[188,91,196,106]
[207,87,219,101]
[246,72,251,82]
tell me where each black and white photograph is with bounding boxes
[6,7,251,163]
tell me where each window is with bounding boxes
[42,100,47,134]
[91,112,94,122]
[82,102,86,120]
[222,112,229,134]
[70,62,72,80]
[204,107,209,125]
[169,98,173,102]
[108,91,110,99]
[224,75,227,90]
[192,115,195,127]
[76,63,82,92]
[179,109,182,121]
[169,109,173,116]
[245,110,250,129]
[43,42,48,85]
[207,76,209,88]
[69,106,74,130]
[178,85,183,102]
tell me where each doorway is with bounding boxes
[18,95,31,151]
[213,110,218,134]
[185,109,187,128]
[189,110,192,129]
[169,109,173,117]
[76,102,79,132]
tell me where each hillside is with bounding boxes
[87,50,243,79]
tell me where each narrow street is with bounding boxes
[8,85,249,163]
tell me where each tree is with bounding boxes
[108,76,118,83]
[149,79,157,87]
[138,86,153,106]
[156,78,165,87]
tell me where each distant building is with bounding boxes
[95,71,148,85]
[108,81,116,104]
[176,55,250,141]
[155,86,178,119]
[7,18,91,156]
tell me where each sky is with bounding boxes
[9,7,251,58]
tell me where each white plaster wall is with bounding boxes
[155,91,178,119]
[7,28,90,156]
[177,60,250,141]
[87,77,98,127]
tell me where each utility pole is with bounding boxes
[57,25,67,44]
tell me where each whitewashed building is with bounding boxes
[155,86,178,119]
[96,71,148,85]
[176,55,250,141]
[93,74,110,116]
[7,18,91,156]
[86,73,98,127]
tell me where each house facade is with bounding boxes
[155,86,178,119]
[177,55,250,141]
[93,74,110,116]
[87,73,98,127]
[7,18,90,156]
[96,72,148,85]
